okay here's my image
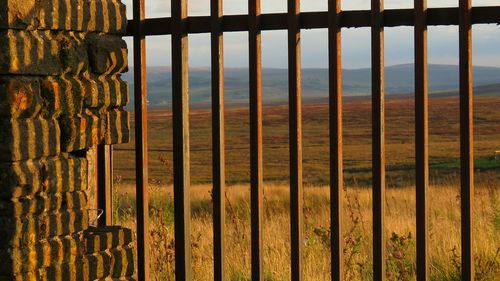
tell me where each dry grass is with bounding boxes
[110,95,500,279]
[113,179,500,281]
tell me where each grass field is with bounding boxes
[113,181,500,281]
[114,95,500,186]
[112,95,500,280]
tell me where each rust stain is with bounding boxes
[80,118,87,134]
[6,81,30,113]
[51,82,61,111]
[10,88,30,112]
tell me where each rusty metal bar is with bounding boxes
[249,0,263,280]
[328,0,343,280]
[97,144,113,226]
[211,0,226,280]
[172,0,192,280]
[415,0,429,280]
[459,0,474,280]
[126,7,500,36]
[288,0,303,280]
[371,0,386,280]
[132,0,150,280]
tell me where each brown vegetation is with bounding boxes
[112,95,500,280]
[114,95,500,186]
[113,180,500,281]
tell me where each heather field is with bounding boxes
[112,95,500,280]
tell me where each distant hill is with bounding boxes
[121,64,500,107]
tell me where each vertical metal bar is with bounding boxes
[459,0,474,280]
[287,1,303,280]
[328,0,343,280]
[132,0,149,279]
[249,0,263,280]
[97,144,113,226]
[211,0,225,280]
[371,0,386,280]
[172,0,192,280]
[414,0,429,280]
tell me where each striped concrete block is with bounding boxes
[95,277,137,281]
[85,75,129,109]
[0,210,89,248]
[0,118,60,162]
[0,234,85,275]
[0,30,88,75]
[108,246,135,278]
[38,259,88,281]
[0,155,88,199]
[87,34,128,75]
[0,76,43,118]
[0,191,87,217]
[0,0,127,34]
[39,74,129,117]
[40,76,85,118]
[0,271,37,281]
[0,235,132,280]
[59,112,104,152]
[0,159,43,199]
[42,154,89,194]
[37,245,135,281]
[103,109,129,145]
[84,226,133,253]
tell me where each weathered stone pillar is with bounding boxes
[0,1,135,280]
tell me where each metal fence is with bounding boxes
[95,1,500,280]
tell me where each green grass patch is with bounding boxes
[431,157,500,170]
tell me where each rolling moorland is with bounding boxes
[121,64,500,106]
[113,95,500,186]
[112,69,500,280]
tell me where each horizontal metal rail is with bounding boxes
[126,6,500,36]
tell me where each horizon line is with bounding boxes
[125,62,500,71]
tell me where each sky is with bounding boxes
[121,0,500,69]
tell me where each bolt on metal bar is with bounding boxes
[328,0,344,280]
[414,0,429,280]
[211,0,226,280]
[249,0,264,280]
[459,0,474,280]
